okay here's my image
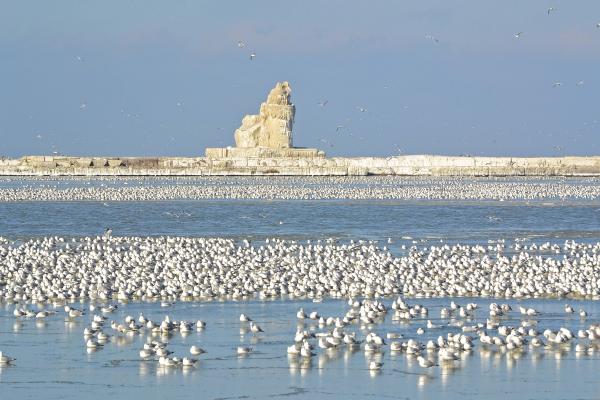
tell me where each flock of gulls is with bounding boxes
[1,234,600,373]
[1,176,600,201]
[2,293,599,375]
[2,236,600,304]
[1,177,600,378]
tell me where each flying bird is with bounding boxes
[356,107,367,113]
[552,82,562,88]
[76,55,84,62]
[249,51,256,60]
[336,125,344,132]
[425,34,439,43]
[237,40,245,48]
[317,100,328,107]
[319,138,334,148]
[80,102,87,110]
[514,32,523,38]
[547,7,555,15]
[576,80,585,86]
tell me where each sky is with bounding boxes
[1,1,599,158]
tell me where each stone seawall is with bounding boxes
[1,155,599,176]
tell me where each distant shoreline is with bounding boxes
[1,155,599,176]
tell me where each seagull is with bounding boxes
[156,347,172,357]
[417,356,437,368]
[357,107,367,113]
[287,344,300,355]
[80,102,87,110]
[239,313,252,322]
[300,346,314,357]
[547,7,555,15]
[139,348,153,359]
[237,346,252,355]
[66,306,84,318]
[86,339,102,349]
[237,40,245,48]
[249,51,256,60]
[36,310,54,318]
[336,125,344,132]
[596,22,600,28]
[425,34,439,43]
[35,134,42,139]
[76,55,85,62]
[250,322,264,334]
[369,361,383,370]
[100,305,117,313]
[552,82,562,88]
[182,357,198,367]
[0,351,16,365]
[104,228,112,238]
[576,80,585,86]
[514,32,523,38]
[190,346,206,356]
[565,304,575,313]
[196,320,207,329]
[318,100,328,107]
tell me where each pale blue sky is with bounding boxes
[1,1,599,157]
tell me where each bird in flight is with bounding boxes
[237,40,245,48]
[425,34,439,43]
[552,82,562,88]
[317,100,328,107]
[547,7,555,15]
[357,106,367,113]
[319,138,334,148]
[576,80,585,86]
[336,125,344,132]
[249,51,256,60]
[514,32,523,38]
[76,55,84,62]
[596,22,600,28]
[80,102,88,110]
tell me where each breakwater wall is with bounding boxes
[1,155,599,176]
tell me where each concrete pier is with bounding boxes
[1,155,599,176]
